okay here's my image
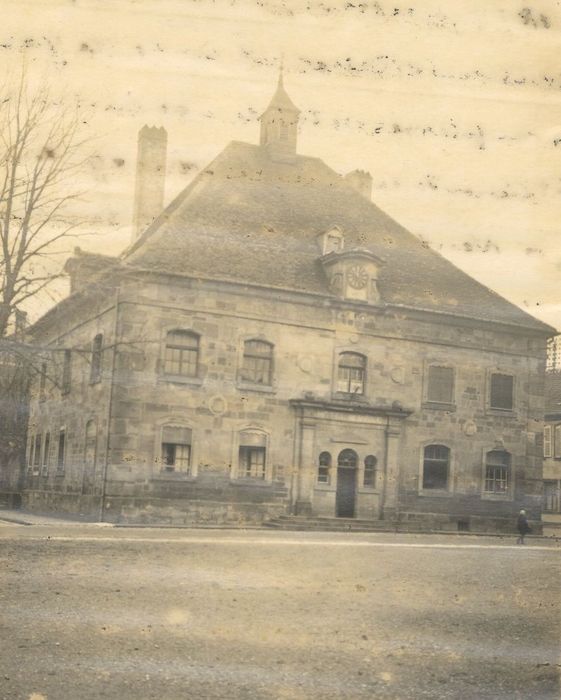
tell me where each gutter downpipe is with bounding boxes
[99,287,120,523]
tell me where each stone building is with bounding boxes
[543,368,561,517]
[21,74,554,530]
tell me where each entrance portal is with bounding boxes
[336,449,358,518]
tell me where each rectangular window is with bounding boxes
[42,432,50,475]
[544,425,552,458]
[239,446,266,479]
[363,457,377,488]
[62,350,72,394]
[427,366,454,404]
[317,452,331,484]
[39,362,47,401]
[337,353,366,394]
[484,451,510,494]
[240,341,273,385]
[422,445,450,490]
[27,436,34,470]
[57,429,66,473]
[490,373,514,410]
[32,434,41,474]
[161,426,192,473]
[555,425,561,459]
[90,334,103,384]
[164,332,198,377]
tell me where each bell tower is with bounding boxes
[259,68,300,157]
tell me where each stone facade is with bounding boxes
[22,269,548,530]
[19,75,553,530]
[542,370,561,516]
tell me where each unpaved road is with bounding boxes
[1,524,559,699]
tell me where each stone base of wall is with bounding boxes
[22,490,101,520]
[398,511,543,535]
[0,490,22,509]
[103,496,288,526]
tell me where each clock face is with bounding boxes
[347,265,368,290]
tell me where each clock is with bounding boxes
[347,265,368,290]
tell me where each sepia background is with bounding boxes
[3,0,561,328]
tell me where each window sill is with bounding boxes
[237,382,276,394]
[487,408,516,417]
[159,375,204,387]
[332,392,368,402]
[422,402,456,412]
[231,478,272,487]
[314,482,332,490]
[481,492,513,501]
[418,489,453,497]
[359,487,379,493]
[152,472,196,481]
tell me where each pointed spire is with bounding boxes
[261,63,300,116]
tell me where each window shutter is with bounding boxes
[544,425,552,458]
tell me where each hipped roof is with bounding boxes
[123,140,553,335]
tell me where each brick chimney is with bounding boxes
[132,125,167,240]
[343,169,373,201]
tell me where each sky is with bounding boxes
[3,0,561,329]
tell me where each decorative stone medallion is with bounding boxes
[463,420,477,437]
[208,395,227,415]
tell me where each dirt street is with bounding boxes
[0,524,559,700]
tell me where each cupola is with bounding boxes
[259,68,300,157]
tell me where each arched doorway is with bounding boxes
[336,449,358,518]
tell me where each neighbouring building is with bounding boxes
[543,361,561,517]
[19,73,555,531]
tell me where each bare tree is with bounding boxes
[0,68,88,339]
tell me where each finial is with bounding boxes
[278,53,284,86]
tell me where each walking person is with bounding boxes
[516,509,531,545]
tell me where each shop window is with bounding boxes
[337,353,366,395]
[364,455,377,487]
[240,340,273,385]
[490,373,513,410]
[164,330,199,378]
[427,365,454,404]
[484,450,510,494]
[422,444,449,490]
[161,425,192,473]
[317,451,331,484]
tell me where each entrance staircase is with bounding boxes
[264,514,427,533]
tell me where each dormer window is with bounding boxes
[318,226,344,255]
[320,248,384,304]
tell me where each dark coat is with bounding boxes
[517,514,531,535]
